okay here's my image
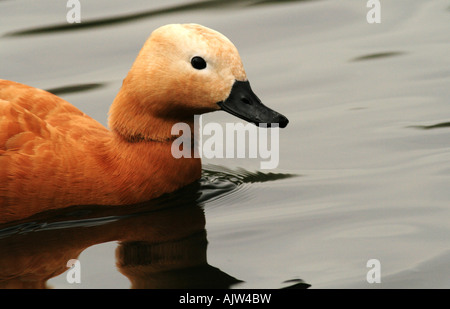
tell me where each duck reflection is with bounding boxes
[0,178,241,289]
[0,166,299,289]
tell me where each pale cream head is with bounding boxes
[126,23,247,117]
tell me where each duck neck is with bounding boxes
[105,78,202,203]
[109,78,195,143]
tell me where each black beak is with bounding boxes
[217,80,289,128]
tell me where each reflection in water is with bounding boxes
[3,0,316,37]
[0,167,305,289]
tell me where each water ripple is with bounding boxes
[3,0,314,37]
[408,121,450,130]
[198,165,296,203]
[351,51,406,62]
[45,82,106,96]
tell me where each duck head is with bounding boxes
[109,24,288,142]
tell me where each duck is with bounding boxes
[0,23,288,223]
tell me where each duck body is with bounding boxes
[0,24,288,223]
[0,80,200,222]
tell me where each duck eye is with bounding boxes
[191,56,207,70]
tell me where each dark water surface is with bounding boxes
[1,0,449,288]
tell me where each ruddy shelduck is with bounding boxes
[0,24,288,223]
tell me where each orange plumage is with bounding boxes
[0,79,201,222]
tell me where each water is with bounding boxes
[0,0,449,288]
